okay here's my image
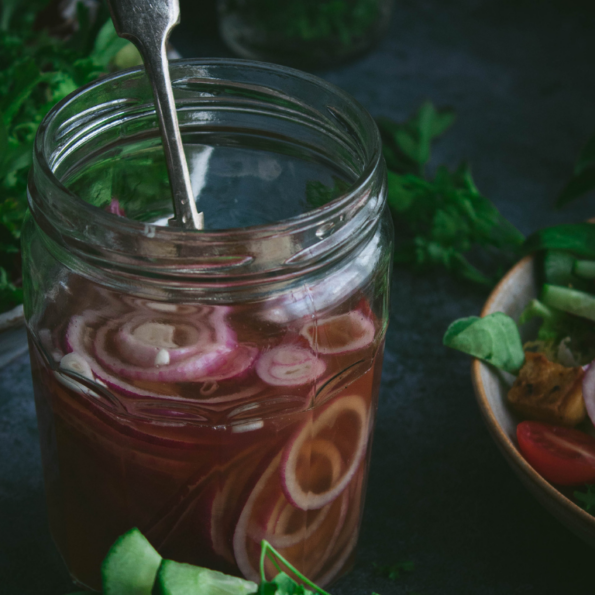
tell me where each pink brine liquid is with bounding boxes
[30,282,385,590]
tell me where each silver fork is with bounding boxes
[106,0,204,230]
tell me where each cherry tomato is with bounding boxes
[517,421,595,485]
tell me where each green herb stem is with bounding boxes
[260,540,331,595]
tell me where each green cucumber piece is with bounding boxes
[102,528,162,595]
[543,250,576,286]
[573,259,595,280]
[153,559,257,595]
[541,284,595,321]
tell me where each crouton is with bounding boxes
[507,352,586,426]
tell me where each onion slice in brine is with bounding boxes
[233,454,350,585]
[114,313,233,368]
[256,345,325,386]
[95,308,238,383]
[300,311,375,355]
[281,394,368,510]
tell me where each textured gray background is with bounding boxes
[3,0,595,592]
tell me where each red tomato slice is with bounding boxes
[517,421,595,486]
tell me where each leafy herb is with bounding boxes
[556,132,595,207]
[524,223,595,259]
[373,560,415,580]
[0,0,141,313]
[443,312,525,374]
[574,484,595,513]
[377,101,455,177]
[379,102,524,287]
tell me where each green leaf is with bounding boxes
[0,0,19,31]
[90,18,130,68]
[0,114,8,171]
[397,101,455,166]
[524,223,595,259]
[1,58,44,126]
[376,102,455,176]
[443,312,525,374]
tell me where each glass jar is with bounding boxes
[217,0,394,69]
[23,59,393,590]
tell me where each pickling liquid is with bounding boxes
[29,282,385,590]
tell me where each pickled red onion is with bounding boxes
[256,345,325,387]
[114,313,233,368]
[281,394,368,510]
[300,311,375,355]
[233,452,352,585]
[94,309,238,383]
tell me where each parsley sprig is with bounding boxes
[379,101,524,287]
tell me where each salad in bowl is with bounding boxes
[445,222,595,545]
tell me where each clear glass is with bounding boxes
[217,0,394,69]
[23,59,393,591]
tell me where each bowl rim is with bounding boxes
[470,254,595,529]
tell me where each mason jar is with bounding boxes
[217,0,394,69]
[23,59,393,591]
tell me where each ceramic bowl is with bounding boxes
[0,304,28,368]
[470,255,595,546]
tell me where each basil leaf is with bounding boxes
[443,312,525,374]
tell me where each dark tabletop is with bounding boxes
[3,0,595,593]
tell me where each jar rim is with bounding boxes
[29,58,385,286]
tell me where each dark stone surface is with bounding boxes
[3,0,595,593]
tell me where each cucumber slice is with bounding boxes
[543,250,576,286]
[102,527,162,595]
[573,259,595,280]
[541,284,595,322]
[153,559,258,595]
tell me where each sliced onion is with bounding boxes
[233,453,352,585]
[256,345,325,387]
[65,314,174,399]
[263,491,332,549]
[233,455,282,582]
[300,311,375,355]
[209,458,267,565]
[55,352,96,396]
[114,313,232,368]
[582,359,595,426]
[95,323,234,383]
[281,394,368,510]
